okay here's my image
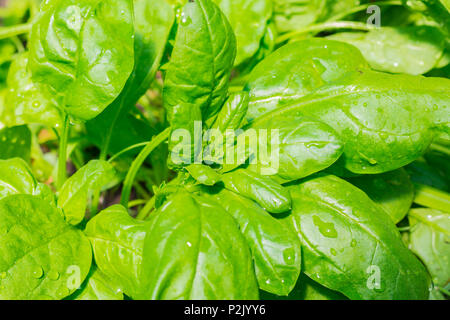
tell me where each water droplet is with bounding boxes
[282,248,295,265]
[330,248,337,256]
[313,216,338,238]
[32,266,44,279]
[186,241,192,247]
[351,239,357,247]
[48,270,60,280]
[180,15,192,26]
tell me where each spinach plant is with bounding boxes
[0,0,448,300]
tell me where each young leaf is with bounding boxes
[58,160,116,225]
[328,26,447,75]
[28,0,135,121]
[0,195,92,300]
[221,169,292,214]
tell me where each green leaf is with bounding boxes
[85,205,149,299]
[214,0,272,65]
[250,70,450,174]
[185,164,221,186]
[58,160,116,225]
[282,174,430,299]
[86,0,174,157]
[2,53,63,127]
[210,91,249,132]
[164,0,236,165]
[0,195,92,300]
[244,39,369,122]
[260,273,348,300]
[70,266,124,300]
[139,191,259,299]
[409,208,450,289]
[221,169,292,214]
[273,0,326,33]
[28,0,135,121]
[0,125,31,162]
[328,26,447,75]
[347,168,415,224]
[0,158,37,200]
[209,188,301,296]
[247,114,344,183]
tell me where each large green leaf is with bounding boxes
[28,0,135,121]
[86,0,174,157]
[58,160,116,225]
[409,208,450,290]
[85,205,149,299]
[139,191,259,299]
[244,39,369,122]
[0,195,92,300]
[282,175,430,299]
[221,169,292,214]
[328,26,447,75]
[250,70,450,174]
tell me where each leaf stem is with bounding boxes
[108,142,149,163]
[121,127,171,207]
[0,23,31,40]
[136,196,156,220]
[327,1,403,22]
[277,21,376,44]
[414,183,450,213]
[57,115,70,189]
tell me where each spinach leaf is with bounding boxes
[28,0,135,121]
[273,0,326,33]
[251,70,450,174]
[139,191,259,299]
[221,169,292,214]
[164,0,236,166]
[85,205,149,299]
[0,125,31,162]
[58,160,116,225]
[70,266,124,300]
[283,174,430,299]
[86,0,174,157]
[328,26,447,75]
[2,53,63,127]
[347,168,415,224]
[244,39,369,122]
[208,188,301,296]
[0,195,92,300]
[409,208,450,290]
[214,0,272,65]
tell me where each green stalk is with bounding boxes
[328,1,403,22]
[121,127,171,207]
[0,23,31,40]
[57,115,70,189]
[414,184,450,212]
[276,21,376,44]
[136,196,156,220]
[108,142,149,163]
